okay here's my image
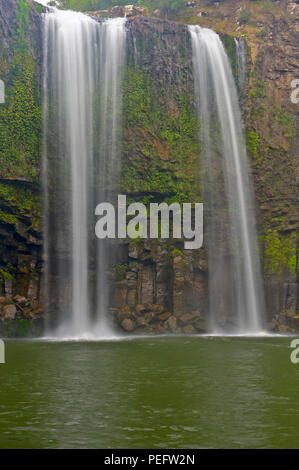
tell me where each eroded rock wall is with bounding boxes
[0,0,298,335]
[107,4,299,333]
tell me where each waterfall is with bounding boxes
[95,18,127,336]
[189,26,265,333]
[43,9,126,338]
[234,37,247,100]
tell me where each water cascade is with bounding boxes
[43,9,126,338]
[189,26,265,333]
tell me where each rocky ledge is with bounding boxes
[113,303,204,335]
[268,312,299,333]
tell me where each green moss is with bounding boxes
[253,80,267,99]
[222,35,237,80]
[247,130,260,159]
[263,229,297,279]
[121,67,200,206]
[273,107,295,141]
[130,236,141,248]
[0,269,14,281]
[0,209,17,225]
[54,0,138,10]
[0,182,40,217]
[112,263,129,281]
[0,52,41,181]
[0,182,40,230]
[170,248,183,258]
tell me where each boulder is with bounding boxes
[123,5,146,17]
[110,6,124,17]
[165,315,177,331]
[144,311,155,323]
[121,318,136,332]
[135,304,147,316]
[3,304,17,320]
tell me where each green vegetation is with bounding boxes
[272,106,295,142]
[52,0,187,14]
[0,1,41,232]
[247,130,260,159]
[249,78,266,100]
[239,8,250,24]
[0,53,41,180]
[0,1,41,182]
[263,229,297,279]
[121,67,200,206]
[221,35,237,79]
[112,263,129,281]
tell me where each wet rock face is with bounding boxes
[113,300,205,335]
[88,5,146,20]
[125,15,192,95]
[0,0,43,74]
[111,5,146,18]
[109,239,208,334]
[0,0,44,314]
[108,4,298,331]
[105,15,207,333]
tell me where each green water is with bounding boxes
[0,336,299,448]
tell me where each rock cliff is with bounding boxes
[0,0,44,333]
[0,0,298,335]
